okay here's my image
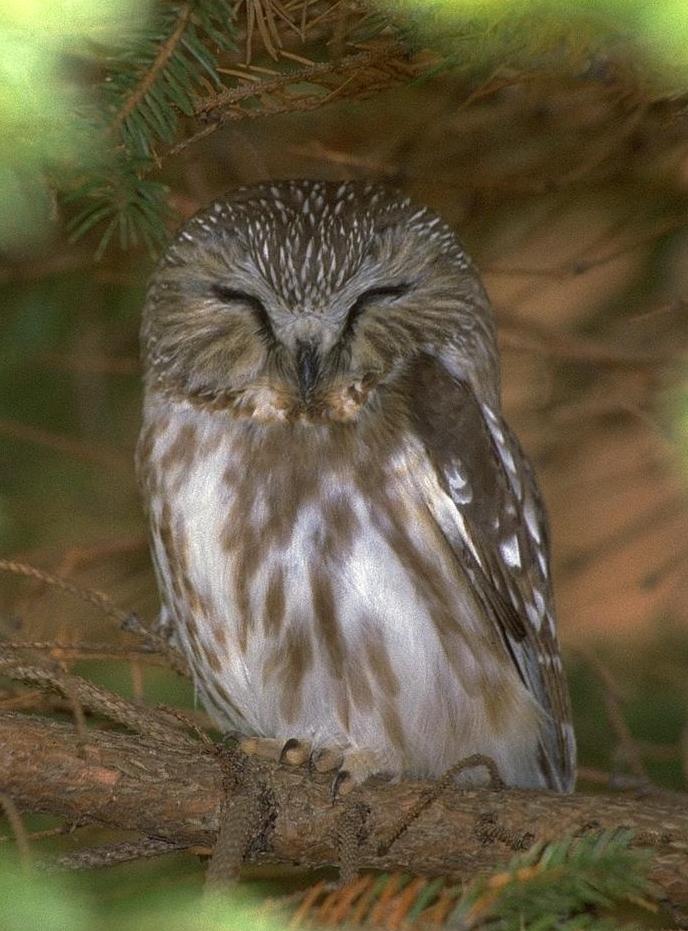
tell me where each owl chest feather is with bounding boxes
[141,394,540,779]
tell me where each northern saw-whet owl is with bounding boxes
[137,180,576,793]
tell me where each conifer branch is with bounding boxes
[285,833,659,929]
[193,40,407,119]
[112,3,194,133]
[168,41,412,155]
[1,711,687,922]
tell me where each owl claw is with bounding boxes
[279,738,311,766]
[237,737,390,797]
[328,749,397,799]
[239,736,283,761]
[238,735,314,765]
[331,769,355,800]
[310,747,344,773]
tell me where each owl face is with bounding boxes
[142,180,493,422]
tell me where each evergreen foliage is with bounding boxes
[282,831,658,928]
[450,830,656,930]
[68,0,235,257]
[6,0,688,256]
[66,161,172,259]
[104,0,236,159]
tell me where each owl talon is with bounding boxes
[331,769,355,800]
[279,738,311,766]
[239,736,280,761]
[310,747,344,773]
[238,735,315,766]
[328,748,397,798]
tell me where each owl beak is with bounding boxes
[295,340,320,399]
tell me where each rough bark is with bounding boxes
[1,711,687,915]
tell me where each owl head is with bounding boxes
[141,180,498,422]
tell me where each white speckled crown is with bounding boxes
[164,179,469,307]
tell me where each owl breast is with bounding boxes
[139,391,544,784]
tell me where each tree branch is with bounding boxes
[112,3,193,132]
[1,712,687,915]
[169,42,415,154]
[0,648,195,745]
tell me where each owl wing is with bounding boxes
[408,355,576,792]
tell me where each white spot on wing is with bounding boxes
[484,415,504,445]
[500,533,521,569]
[446,463,473,503]
[537,548,549,578]
[525,601,542,631]
[523,496,542,544]
[533,588,545,614]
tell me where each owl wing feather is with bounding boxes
[408,354,576,791]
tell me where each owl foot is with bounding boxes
[310,746,344,773]
[238,737,391,798]
[325,749,394,799]
[239,736,312,766]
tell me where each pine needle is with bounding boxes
[284,831,657,929]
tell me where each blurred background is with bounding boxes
[1,0,688,917]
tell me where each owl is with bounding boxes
[137,180,576,794]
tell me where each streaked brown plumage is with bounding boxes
[137,180,576,792]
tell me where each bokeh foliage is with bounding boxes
[5,0,688,254]
[0,0,150,249]
[0,831,660,929]
[0,853,285,931]
[399,0,688,80]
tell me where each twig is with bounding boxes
[0,688,211,730]
[53,535,147,578]
[39,837,188,872]
[377,754,504,857]
[336,801,370,886]
[0,647,196,745]
[474,811,535,851]
[0,823,81,845]
[576,765,623,786]
[112,3,193,132]
[204,744,271,890]
[1,712,687,909]
[158,704,214,745]
[0,793,31,870]
[0,559,190,678]
[120,613,191,678]
[0,640,177,667]
[59,670,89,745]
[170,42,410,155]
[485,216,688,280]
[497,313,676,370]
[562,494,684,578]
[641,544,688,590]
[578,648,650,785]
[0,559,134,627]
